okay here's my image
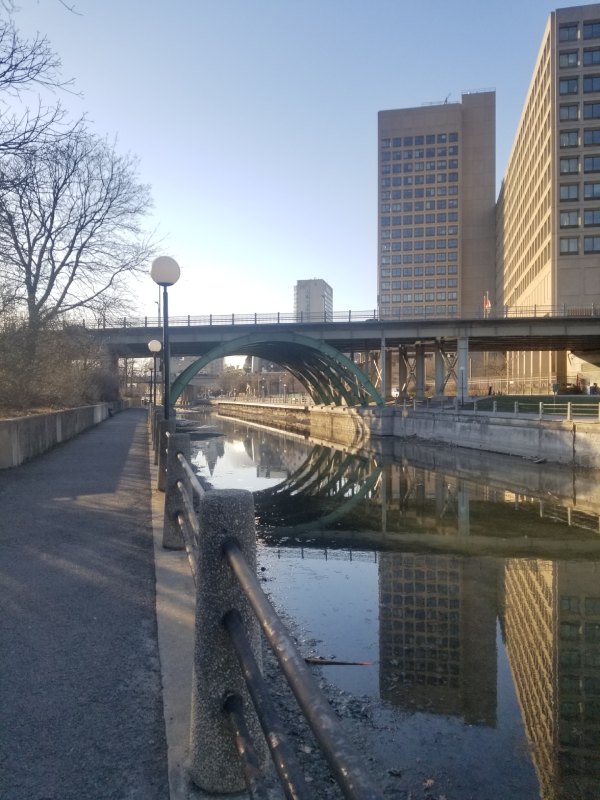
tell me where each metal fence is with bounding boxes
[156,420,383,799]
[75,302,600,329]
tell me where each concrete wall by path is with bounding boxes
[0,402,124,469]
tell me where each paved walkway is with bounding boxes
[0,409,171,800]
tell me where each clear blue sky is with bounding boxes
[11,0,589,318]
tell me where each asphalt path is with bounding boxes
[0,409,169,800]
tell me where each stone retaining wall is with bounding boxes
[0,402,124,469]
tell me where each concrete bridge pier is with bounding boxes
[435,347,445,396]
[457,336,469,403]
[415,343,425,400]
[398,347,409,396]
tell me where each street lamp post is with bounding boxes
[148,339,162,406]
[150,257,180,420]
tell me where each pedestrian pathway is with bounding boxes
[0,409,169,800]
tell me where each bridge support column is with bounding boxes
[385,340,394,400]
[457,336,469,405]
[380,335,387,400]
[435,347,445,396]
[398,347,408,396]
[415,344,425,400]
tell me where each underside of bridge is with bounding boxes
[169,331,384,406]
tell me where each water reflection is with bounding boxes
[189,413,600,799]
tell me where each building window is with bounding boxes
[584,74,600,92]
[449,132,458,142]
[584,47,600,65]
[584,21,600,40]
[560,236,579,254]
[584,208,600,225]
[584,101,600,118]
[584,181,600,198]
[584,128,600,146]
[560,130,579,147]
[584,155,600,172]
[584,235,600,252]
[560,157,579,173]
[560,103,579,120]
[560,183,579,201]
[560,50,579,67]
[560,77,579,94]
[381,138,391,148]
[560,210,579,227]
[560,24,578,42]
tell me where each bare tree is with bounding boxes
[0,127,155,336]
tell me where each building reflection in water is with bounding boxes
[503,560,600,800]
[379,553,498,726]
[190,415,600,798]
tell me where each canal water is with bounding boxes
[187,410,600,800]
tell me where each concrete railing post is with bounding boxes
[157,418,176,491]
[162,432,191,550]
[539,402,544,420]
[153,408,165,464]
[514,401,519,415]
[493,400,497,415]
[473,399,478,414]
[567,401,572,421]
[190,489,266,794]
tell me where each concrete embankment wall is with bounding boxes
[392,409,600,469]
[215,401,600,468]
[0,402,124,469]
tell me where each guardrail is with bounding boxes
[401,397,600,420]
[69,303,600,329]
[156,423,383,799]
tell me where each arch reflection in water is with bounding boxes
[189,414,600,799]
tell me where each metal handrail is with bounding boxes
[80,302,600,329]
[223,538,382,800]
[163,430,383,799]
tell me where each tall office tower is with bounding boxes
[294,279,333,321]
[497,4,600,389]
[377,92,496,320]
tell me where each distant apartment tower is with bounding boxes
[377,92,496,320]
[497,4,600,387]
[294,279,333,321]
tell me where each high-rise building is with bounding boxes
[377,92,496,321]
[294,278,333,321]
[497,4,600,389]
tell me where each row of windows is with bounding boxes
[557,101,600,119]
[381,160,459,172]
[380,253,459,266]
[381,292,458,303]
[559,128,600,147]
[380,241,459,255]
[380,209,459,223]
[559,155,600,173]
[380,195,459,211]
[381,146,459,160]
[381,279,458,290]
[380,225,459,236]
[380,181,460,197]
[378,305,459,317]
[560,209,600,226]
[559,47,600,67]
[559,235,600,253]
[380,264,459,276]
[560,181,600,200]
[381,133,459,147]
[559,22,600,42]
[559,75,600,94]
[380,173,459,186]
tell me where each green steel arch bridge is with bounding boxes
[92,306,600,407]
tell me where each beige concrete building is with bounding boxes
[497,4,600,389]
[294,278,333,321]
[377,92,496,321]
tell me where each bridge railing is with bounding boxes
[402,397,600,420]
[160,427,382,799]
[87,303,600,329]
